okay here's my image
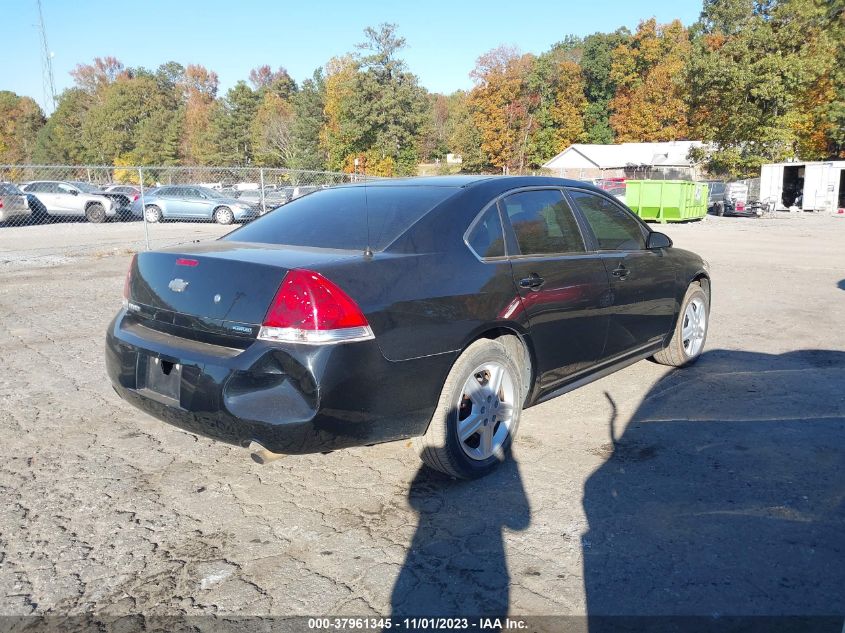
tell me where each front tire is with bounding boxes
[214,206,234,225]
[414,338,524,479]
[85,203,106,224]
[653,282,709,367]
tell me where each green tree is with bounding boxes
[33,88,94,163]
[686,0,841,175]
[290,69,328,170]
[219,81,261,165]
[580,29,630,143]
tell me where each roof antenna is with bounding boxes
[358,157,373,259]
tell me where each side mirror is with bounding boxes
[69,189,79,195]
[647,231,672,249]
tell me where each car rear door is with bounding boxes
[26,182,58,213]
[500,188,612,391]
[566,188,676,361]
[160,187,189,218]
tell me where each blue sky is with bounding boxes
[3,0,703,113]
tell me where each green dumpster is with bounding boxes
[624,180,709,223]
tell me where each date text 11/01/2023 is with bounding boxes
[307,617,529,630]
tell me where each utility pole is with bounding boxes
[36,0,57,113]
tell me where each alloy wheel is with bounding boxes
[682,297,707,357]
[455,361,516,461]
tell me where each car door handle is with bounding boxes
[519,274,545,290]
[611,265,630,280]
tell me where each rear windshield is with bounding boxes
[225,185,456,250]
[0,183,23,195]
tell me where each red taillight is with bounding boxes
[123,254,136,305]
[176,257,198,267]
[132,194,139,201]
[0,200,4,208]
[259,269,372,344]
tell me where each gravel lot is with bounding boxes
[0,214,843,618]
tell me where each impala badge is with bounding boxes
[169,278,189,293]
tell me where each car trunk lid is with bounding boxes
[127,241,360,343]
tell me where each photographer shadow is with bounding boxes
[583,349,845,626]
[391,455,530,618]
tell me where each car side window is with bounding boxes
[501,189,585,256]
[568,189,646,251]
[466,206,506,259]
[58,184,76,194]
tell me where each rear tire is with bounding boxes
[85,203,106,224]
[716,203,725,217]
[144,205,162,223]
[653,282,709,367]
[414,338,524,479]
[214,206,234,225]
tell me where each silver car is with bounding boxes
[0,182,31,224]
[20,180,117,223]
[131,185,259,224]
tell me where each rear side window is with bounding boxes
[466,206,505,259]
[501,189,585,256]
[226,186,456,251]
[568,189,646,251]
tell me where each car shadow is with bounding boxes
[391,455,531,618]
[583,349,845,629]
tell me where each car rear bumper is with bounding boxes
[105,310,453,454]
[0,206,31,222]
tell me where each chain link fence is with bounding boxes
[0,165,374,261]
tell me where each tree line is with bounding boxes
[0,0,842,178]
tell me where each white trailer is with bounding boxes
[759,161,845,212]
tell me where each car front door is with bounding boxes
[566,188,676,361]
[188,188,216,219]
[501,188,612,392]
[56,183,82,215]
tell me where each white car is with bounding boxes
[20,181,118,223]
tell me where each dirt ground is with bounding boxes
[0,213,843,618]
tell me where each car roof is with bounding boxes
[338,175,599,190]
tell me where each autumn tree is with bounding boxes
[468,46,536,172]
[609,19,691,142]
[0,92,45,164]
[70,57,127,96]
[180,64,219,164]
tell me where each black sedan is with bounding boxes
[106,176,711,479]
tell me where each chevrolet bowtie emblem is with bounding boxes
[168,278,189,293]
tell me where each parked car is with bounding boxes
[104,184,142,202]
[236,186,292,212]
[0,182,31,225]
[291,185,320,199]
[707,181,751,216]
[606,185,627,205]
[130,185,260,224]
[106,176,710,479]
[19,180,119,223]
